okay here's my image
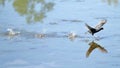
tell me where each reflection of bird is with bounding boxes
[7,28,20,36]
[85,20,107,35]
[86,41,107,58]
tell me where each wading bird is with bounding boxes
[7,28,20,36]
[85,20,107,35]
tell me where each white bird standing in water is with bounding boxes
[68,31,76,41]
[7,28,20,36]
[85,19,107,36]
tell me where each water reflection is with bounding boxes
[61,19,82,23]
[86,41,108,58]
[13,0,54,23]
[102,0,119,7]
[0,0,5,6]
[35,33,45,38]
[0,27,109,58]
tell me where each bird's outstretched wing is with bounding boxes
[95,19,107,29]
[85,23,94,30]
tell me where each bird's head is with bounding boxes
[101,27,104,30]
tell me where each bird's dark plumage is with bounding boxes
[85,20,107,35]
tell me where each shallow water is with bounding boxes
[0,0,120,68]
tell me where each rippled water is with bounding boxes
[0,0,120,68]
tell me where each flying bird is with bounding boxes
[85,19,107,35]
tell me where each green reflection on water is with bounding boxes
[13,0,54,23]
[102,0,119,7]
[0,0,5,6]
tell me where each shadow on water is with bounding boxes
[86,41,108,58]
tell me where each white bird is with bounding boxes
[7,28,20,36]
[68,32,76,41]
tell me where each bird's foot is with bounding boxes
[93,36,101,41]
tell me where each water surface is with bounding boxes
[0,0,120,68]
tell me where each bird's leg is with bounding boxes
[93,35,99,41]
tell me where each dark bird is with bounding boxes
[85,20,107,35]
[86,41,108,58]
